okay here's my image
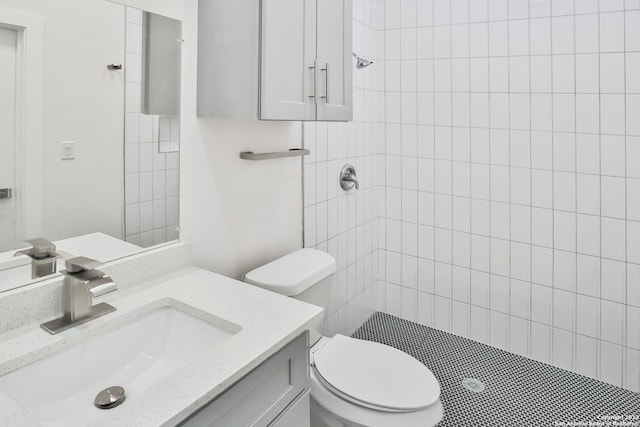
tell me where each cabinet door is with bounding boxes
[269,391,310,427]
[260,0,316,120]
[178,333,309,427]
[315,0,352,121]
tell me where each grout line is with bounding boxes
[572,0,579,374]
[549,1,557,368]
[430,0,437,329]
[622,5,629,390]
[382,0,388,317]
[381,9,631,29]
[506,0,512,354]
[486,0,493,347]
[448,0,454,334]
[468,0,473,342]
[597,7,603,382]
[413,0,420,323]
[528,0,534,360]
[397,0,405,319]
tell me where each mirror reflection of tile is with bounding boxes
[124,7,179,249]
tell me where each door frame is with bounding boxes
[0,8,44,245]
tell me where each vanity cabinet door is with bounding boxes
[268,391,310,427]
[179,332,309,427]
[315,0,353,122]
[259,0,316,121]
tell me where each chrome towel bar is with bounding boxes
[240,148,310,161]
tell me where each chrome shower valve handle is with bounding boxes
[340,164,359,191]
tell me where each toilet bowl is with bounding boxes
[244,249,443,427]
[309,335,443,427]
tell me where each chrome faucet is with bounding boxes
[14,238,61,279]
[41,257,117,335]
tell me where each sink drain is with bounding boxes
[94,386,126,409]
[462,378,486,393]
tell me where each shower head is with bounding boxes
[353,53,374,69]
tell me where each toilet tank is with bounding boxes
[244,249,337,344]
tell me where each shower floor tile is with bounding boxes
[351,312,640,427]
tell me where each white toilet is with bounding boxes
[244,248,443,427]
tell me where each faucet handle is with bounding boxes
[26,238,57,258]
[63,257,116,296]
[14,237,58,259]
[65,257,103,274]
[340,164,360,191]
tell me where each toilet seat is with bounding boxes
[311,335,440,413]
[242,248,443,426]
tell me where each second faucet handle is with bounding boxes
[64,257,103,274]
[62,257,117,298]
[26,238,57,258]
[14,238,61,279]
[14,237,59,259]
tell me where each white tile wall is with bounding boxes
[124,7,180,247]
[301,0,639,392]
[369,0,640,392]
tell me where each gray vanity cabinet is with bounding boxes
[179,332,310,427]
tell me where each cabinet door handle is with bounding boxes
[308,60,318,103]
[320,62,329,103]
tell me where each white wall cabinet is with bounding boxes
[179,332,310,427]
[197,0,352,121]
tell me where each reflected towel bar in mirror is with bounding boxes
[239,148,310,161]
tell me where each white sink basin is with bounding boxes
[0,302,240,427]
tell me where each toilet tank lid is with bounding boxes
[244,249,337,296]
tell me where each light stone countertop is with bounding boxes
[0,266,324,427]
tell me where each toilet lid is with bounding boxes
[312,335,440,412]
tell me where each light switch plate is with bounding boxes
[61,141,75,160]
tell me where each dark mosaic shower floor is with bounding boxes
[352,312,640,427]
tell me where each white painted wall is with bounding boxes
[179,0,303,280]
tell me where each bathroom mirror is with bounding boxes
[0,0,182,292]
